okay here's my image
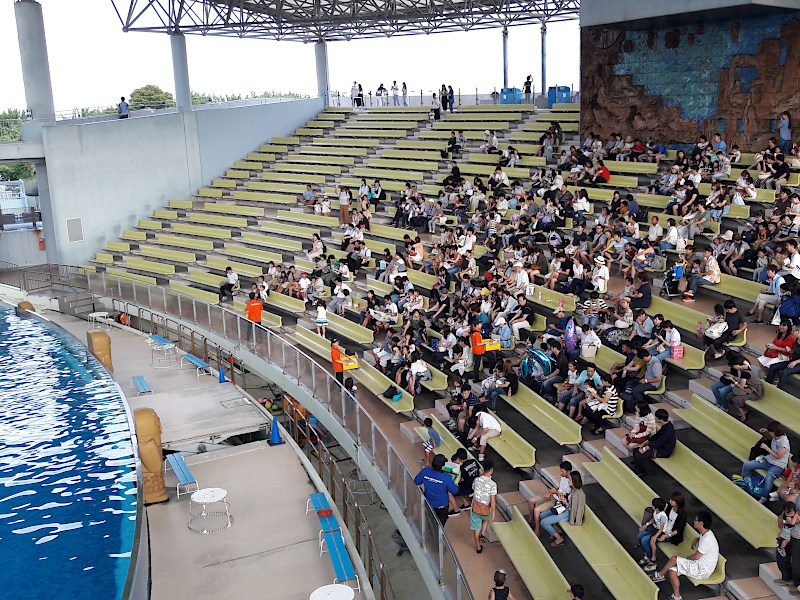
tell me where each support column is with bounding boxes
[541,22,548,101]
[14,0,55,123]
[502,28,509,90]
[171,32,192,112]
[315,40,330,106]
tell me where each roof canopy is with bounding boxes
[111,0,579,42]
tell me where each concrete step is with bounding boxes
[518,478,549,503]
[495,490,529,522]
[665,388,693,409]
[400,419,424,445]
[582,439,626,461]
[759,562,800,600]
[561,452,597,485]
[689,377,716,403]
[605,427,632,457]
[728,575,781,600]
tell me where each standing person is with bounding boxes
[651,511,720,600]
[441,84,449,112]
[421,418,441,466]
[337,185,353,226]
[523,76,533,105]
[117,96,129,119]
[489,570,516,600]
[431,93,441,120]
[351,81,359,108]
[243,292,263,324]
[391,81,400,106]
[218,266,239,302]
[448,86,455,113]
[413,454,459,526]
[402,82,409,106]
[778,111,793,156]
[471,460,497,553]
[775,500,800,589]
[330,337,346,383]
[315,300,328,337]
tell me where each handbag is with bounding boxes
[705,321,729,340]
[764,347,779,359]
[472,498,491,516]
[670,344,684,359]
[581,343,598,358]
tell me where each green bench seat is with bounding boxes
[365,223,411,243]
[224,244,283,264]
[120,230,147,241]
[486,411,536,469]
[365,277,393,296]
[203,202,265,218]
[271,136,300,145]
[155,234,215,252]
[468,154,546,167]
[188,269,226,289]
[259,144,288,153]
[246,181,309,194]
[606,162,658,175]
[335,129,407,138]
[715,274,765,304]
[584,447,727,586]
[153,209,179,220]
[368,158,439,171]
[245,152,276,162]
[326,311,374,345]
[341,121,414,129]
[353,167,423,182]
[241,232,303,253]
[333,177,407,193]
[382,149,444,161]
[197,188,224,198]
[405,268,439,290]
[91,252,113,264]
[525,286,576,312]
[396,140,459,150]
[417,414,466,460]
[419,130,471,140]
[106,268,157,286]
[493,507,573,600]
[260,222,319,240]
[443,112,523,121]
[551,103,579,111]
[171,222,234,239]
[656,442,777,548]
[139,245,196,264]
[288,325,332,361]
[137,219,163,230]
[206,256,262,279]
[306,120,335,128]
[264,290,307,314]
[276,210,338,228]
[311,138,380,147]
[274,163,341,176]
[648,296,745,348]
[458,104,535,112]
[188,212,249,228]
[168,199,194,210]
[233,190,298,204]
[234,161,264,170]
[358,113,425,121]
[697,183,774,203]
[566,186,614,202]
[260,172,326,185]
[747,382,800,438]
[351,361,414,413]
[103,241,130,253]
[502,383,582,446]
[562,505,659,600]
[169,281,217,304]
[300,146,367,157]
[224,169,250,180]
[524,121,579,132]
[456,164,530,180]
[286,154,355,166]
[602,175,639,188]
[125,257,175,276]
[675,394,760,463]
[432,121,511,131]
[421,362,448,392]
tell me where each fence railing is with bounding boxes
[78,270,473,600]
[328,87,576,109]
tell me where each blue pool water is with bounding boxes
[0,308,138,599]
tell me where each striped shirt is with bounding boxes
[581,298,607,316]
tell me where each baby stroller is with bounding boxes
[660,263,686,298]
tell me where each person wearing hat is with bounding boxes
[591,256,610,294]
[480,130,499,154]
[541,307,570,343]
[414,453,459,526]
[330,337,346,383]
[509,261,530,296]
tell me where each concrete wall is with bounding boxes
[0,228,47,267]
[194,97,323,182]
[581,10,800,149]
[40,98,324,266]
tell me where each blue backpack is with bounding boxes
[731,473,765,498]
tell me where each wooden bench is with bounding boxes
[164,452,200,497]
[656,442,777,548]
[155,234,215,252]
[276,210,338,229]
[584,447,727,586]
[562,506,659,600]
[350,361,415,413]
[674,394,760,463]
[241,232,304,253]
[131,375,152,396]
[502,383,582,446]
[180,353,214,377]
[493,507,571,600]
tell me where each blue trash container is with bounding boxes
[501,87,522,105]
[547,86,571,108]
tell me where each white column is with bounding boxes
[315,40,330,106]
[502,28,509,90]
[541,23,548,100]
[171,32,192,112]
[14,0,55,122]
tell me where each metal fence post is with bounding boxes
[438,528,445,585]
[206,303,211,328]
[419,495,426,549]
[236,316,241,343]
[192,298,197,323]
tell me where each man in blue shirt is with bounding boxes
[414,454,459,525]
[712,132,727,156]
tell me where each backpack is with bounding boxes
[650,254,664,271]
[564,318,578,353]
[731,473,766,498]
[779,295,800,318]
[383,385,399,399]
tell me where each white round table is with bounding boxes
[309,584,355,600]
[188,487,233,534]
[87,311,110,331]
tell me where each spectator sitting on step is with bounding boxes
[632,408,675,477]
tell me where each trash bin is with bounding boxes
[500,87,522,105]
[547,86,571,108]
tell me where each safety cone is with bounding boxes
[268,417,284,446]
[218,368,226,384]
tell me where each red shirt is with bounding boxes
[331,346,344,372]
[245,300,263,323]
[470,331,485,355]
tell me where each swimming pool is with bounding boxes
[0,307,139,599]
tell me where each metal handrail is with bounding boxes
[83,269,474,600]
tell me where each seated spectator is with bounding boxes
[637,497,668,572]
[683,247,720,303]
[580,373,619,435]
[623,402,657,451]
[556,364,602,420]
[701,299,747,360]
[629,350,663,407]
[757,320,796,371]
[648,320,681,362]
[539,471,585,547]
[765,323,800,386]
[741,421,790,503]
[632,408,675,477]
[528,460,572,533]
[651,511,720,596]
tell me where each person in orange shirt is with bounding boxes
[244,292,263,324]
[331,337,345,383]
[470,323,488,380]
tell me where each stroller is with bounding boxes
[660,263,686,298]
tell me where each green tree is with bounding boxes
[129,85,176,109]
[0,164,34,181]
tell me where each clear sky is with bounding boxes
[0,0,579,113]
